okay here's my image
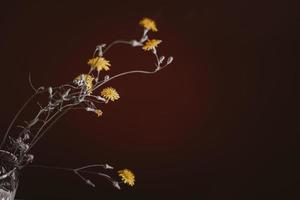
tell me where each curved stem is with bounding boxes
[27,104,76,152]
[92,65,168,92]
[25,163,117,188]
[103,40,132,55]
[1,92,38,149]
[25,164,74,171]
[75,164,110,171]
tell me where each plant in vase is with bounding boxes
[0,17,173,199]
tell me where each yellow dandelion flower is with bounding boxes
[88,56,111,72]
[74,74,94,94]
[118,169,135,186]
[142,39,162,51]
[94,109,103,117]
[100,87,120,102]
[139,18,158,32]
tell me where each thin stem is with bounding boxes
[26,164,74,171]
[27,105,74,152]
[75,164,110,171]
[1,92,38,149]
[26,164,117,188]
[92,66,167,92]
[103,40,132,55]
[28,72,37,92]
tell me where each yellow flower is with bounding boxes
[94,109,103,117]
[88,56,111,72]
[139,18,158,32]
[74,74,94,94]
[118,169,135,186]
[100,87,120,102]
[142,39,162,51]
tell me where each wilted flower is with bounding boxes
[139,18,158,32]
[101,87,120,102]
[88,56,111,72]
[118,169,135,186]
[143,39,162,51]
[74,74,94,94]
[94,109,103,117]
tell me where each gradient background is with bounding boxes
[0,0,299,199]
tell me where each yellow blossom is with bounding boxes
[94,109,103,117]
[88,56,111,72]
[100,87,120,102]
[118,169,135,186]
[74,74,94,94]
[142,39,162,51]
[139,18,158,32]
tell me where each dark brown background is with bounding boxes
[0,0,299,199]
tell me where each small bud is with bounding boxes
[85,107,94,112]
[25,154,34,163]
[131,40,142,47]
[96,44,106,57]
[48,87,53,97]
[159,56,165,63]
[167,56,174,65]
[104,75,110,81]
[112,181,121,190]
[96,44,106,48]
[78,96,85,102]
[25,144,29,150]
[1,167,6,173]
[86,179,95,187]
[23,133,30,141]
[104,164,114,169]
[96,96,106,101]
[62,89,71,100]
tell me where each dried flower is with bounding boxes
[101,87,120,102]
[88,56,111,72]
[94,109,103,117]
[143,39,162,51]
[118,169,135,186]
[74,74,94,94]
[1,18,174,192]
[139,18,158,32]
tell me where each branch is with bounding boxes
[0,92,39,149]
[26,163,119,189]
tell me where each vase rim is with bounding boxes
[0,150,18,180]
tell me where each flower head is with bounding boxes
[74,74,94,94]
[118,169,135,186]
[139,18,158,32]
[88,56,111,72]
[101,87,120,102]
[142,39,162,51]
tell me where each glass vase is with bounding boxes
[0,150,19,200]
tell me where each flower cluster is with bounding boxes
[1,17,173,191]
